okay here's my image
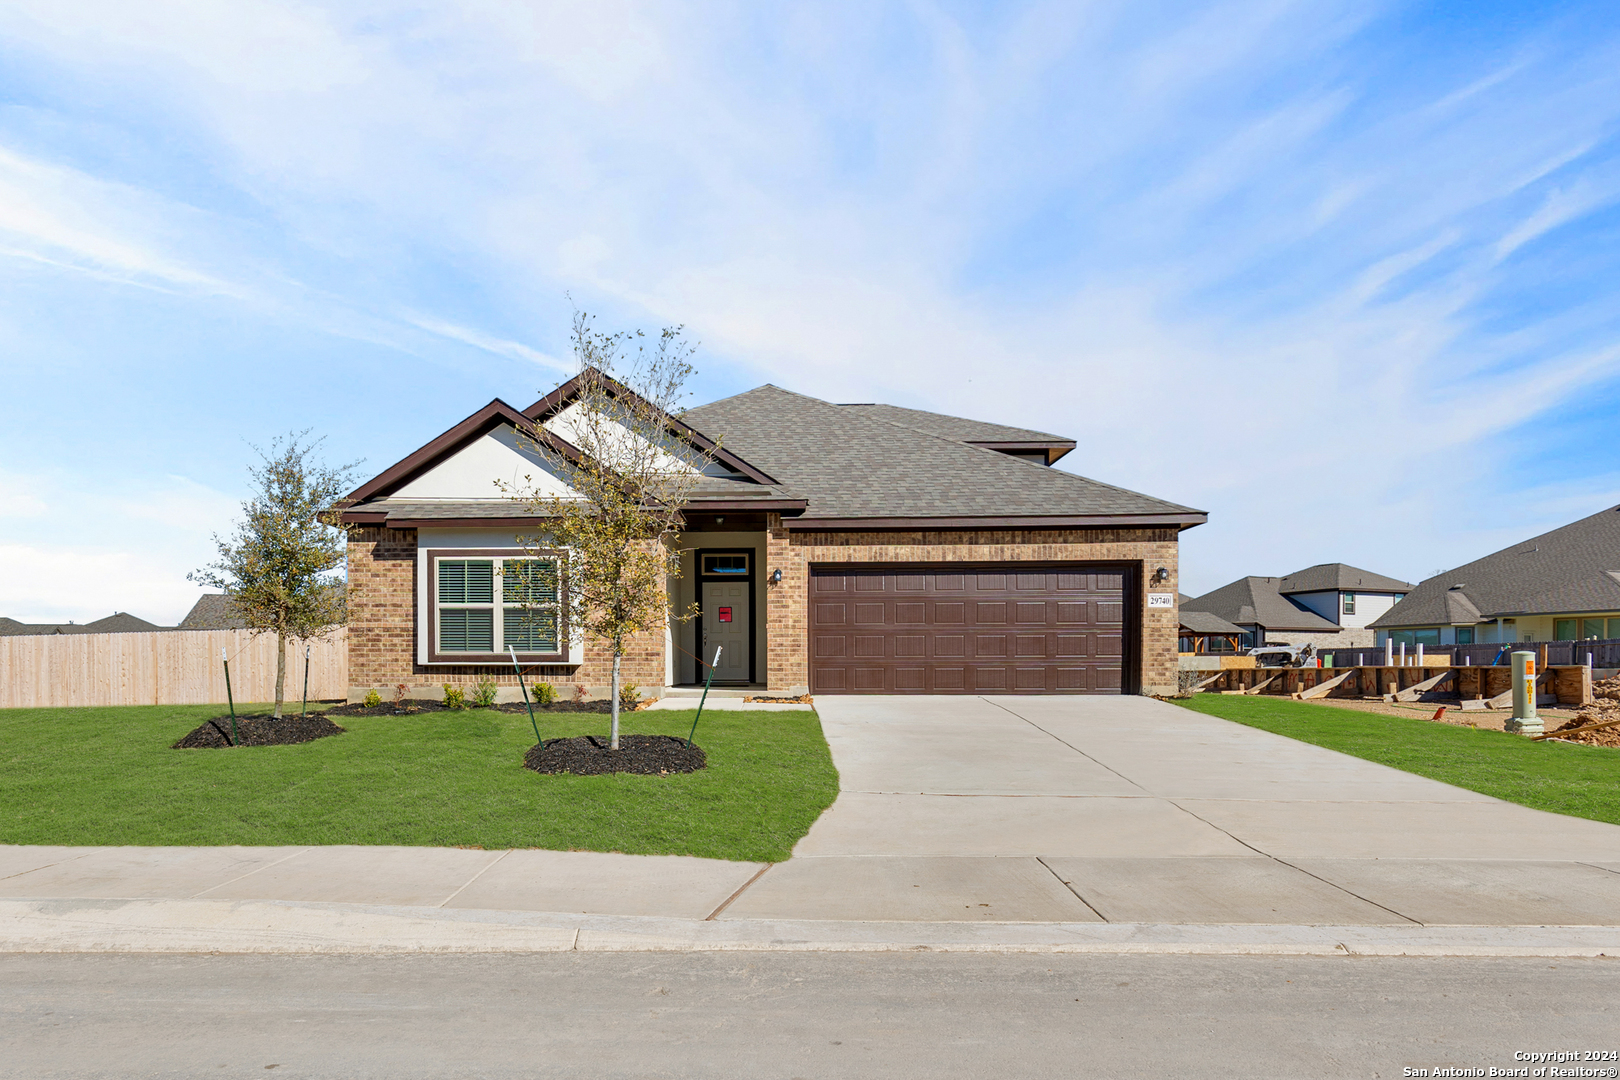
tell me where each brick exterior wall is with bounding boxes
[345,527,665,702]
[348,520,1183,699]
[762,516,1182,696]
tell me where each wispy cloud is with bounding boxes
[402,314,572,373]
[0,0,1618,606]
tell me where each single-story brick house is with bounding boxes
[339,372,1206,700]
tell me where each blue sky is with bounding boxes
[2,0,1619,623]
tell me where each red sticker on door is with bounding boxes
[718,607,733,623]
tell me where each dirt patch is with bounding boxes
[326,699,616,718]
[173,713,346,749]
[1290,695,1588,732]
[1592,675,1620,702]
[523,734,706,776]
[1547,700,1620,748]
[744,694,813,704]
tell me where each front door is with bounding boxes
[701,579,751,682]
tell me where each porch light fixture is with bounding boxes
[1153,567,1170,583]
[770,569,782,585]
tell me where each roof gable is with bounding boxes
[1278,563,1413,595]
[523,367,779,486]
[392,423,576,502]
[1183,576,1341,632]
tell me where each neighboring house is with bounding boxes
[1370,503,1620,647]
[1274,564,1414,648]
[0,612,167,636]
[1181,563,1411,650]
[338,370,1206,699]
[178,593,250,630]
[1177,595,1246,655]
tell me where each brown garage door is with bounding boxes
[809,565,1128,694]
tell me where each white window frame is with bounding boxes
[427,548,565,663]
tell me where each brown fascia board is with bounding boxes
[786,512,1208,531]
[343,399,586,506]
[684,498,808,513]
[522,367,782,487]
[381,516,544,529]
[966,440,1077,465]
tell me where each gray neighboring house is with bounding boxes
[0,612,167,636]
[1183,563,1413,650]
[1370,503,1620,647]
[178,593,250,630]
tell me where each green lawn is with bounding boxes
[0,703,838,862]
[1175,694,1620,826]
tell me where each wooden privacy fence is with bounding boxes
[0,629,349,709]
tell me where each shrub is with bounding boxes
[393,683,408,707]
[362,689,382,708]
[442,684,466,710]
[619,683,641,711]
[534,681,556,705]
[472,677,499,709]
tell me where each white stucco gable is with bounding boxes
[544,402,737,478]
[393,424,578,500]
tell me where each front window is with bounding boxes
[1455,627,1474,645]
[434,553,562,657]
[1554,619,1577,641]
[1580,618,1607,640]
[1341,593,1356,615]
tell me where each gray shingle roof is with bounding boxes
[1278,563,1413,595]
[1179,609,1245,635]
[179,594,249,631]
[834,404,1069,445]
[683,385,1203,522]
[1370,503,1620,628]
[0,612,168,635]
[1182,577,1342,632]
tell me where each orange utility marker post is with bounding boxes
[1506,651,1543,736]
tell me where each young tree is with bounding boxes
[508,312,716,750]
[191,433,359,719]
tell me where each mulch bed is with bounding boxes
[523,734,706,776]
[173,713,346,749]
[326,699,618,717]
[744,693,814,704]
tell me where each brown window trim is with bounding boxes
[425,547,569,666]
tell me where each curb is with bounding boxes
[2,898,1618,957]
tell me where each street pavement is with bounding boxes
[4,694,1620,952]
[3,951,1616,1079]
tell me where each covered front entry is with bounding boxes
[808,564,1130,694]
[698,550,754,684]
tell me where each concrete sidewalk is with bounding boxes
[5,694,1620,953]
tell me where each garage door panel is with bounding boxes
[809,566,1128,695]
[815,635,848,658]
[1015,635,1048,658]
[972,667,1008,690]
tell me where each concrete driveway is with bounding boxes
[721,695,1620,925]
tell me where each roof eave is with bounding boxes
[785,512,1207,531]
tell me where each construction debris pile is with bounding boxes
[1549,677,1620,747]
